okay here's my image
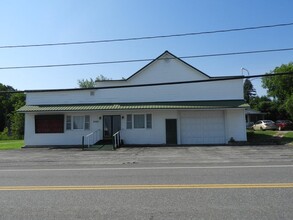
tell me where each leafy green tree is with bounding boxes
[0,83,14,132]
[249,96,280,121]
[0,84,25,139]
[9,93,25,138]
[78,75,112,88]
[78,78,95,88]
[262,62,293,120]
[243,79,256,103]
[285,94,293,120]
[262,62,293,102]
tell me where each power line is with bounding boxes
[1,72,292,94]
[0,47,293,70]
[1,22,293,49]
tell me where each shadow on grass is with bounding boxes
[247,130,293,145]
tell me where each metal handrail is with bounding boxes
[84,129,100,148]
[112,130,121,150]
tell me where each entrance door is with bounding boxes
[166,119,177,144]
[103,115,121,139]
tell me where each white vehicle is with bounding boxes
[252,120,277,131]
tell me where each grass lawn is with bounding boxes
[0,140,24,150]
[283,131,293,145]
[247,130,293,145]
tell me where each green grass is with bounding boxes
[247,130,293,145]
[0,140,24,150]
[283,132,293,145]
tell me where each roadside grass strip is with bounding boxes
[0,183,293,191]
[0,140,24,150]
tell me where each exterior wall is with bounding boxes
[23,51,246,146]
[121,110,179,145]
[24,109,247,146]
[224,109,247,142]
[24,110,179,146]
[24,112,101,146]
[26,79,243,105]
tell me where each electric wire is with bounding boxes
[0,47,292,70]
[0,22,293,49]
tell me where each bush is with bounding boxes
[0,127,13,140]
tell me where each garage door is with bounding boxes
[180,110,225,144]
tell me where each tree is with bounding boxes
[285,94,293,120]
[78,75,111,88]
[78,78,95,88]
[0,83,14,132]
[261,62,293,120]
[0,83,25,138]
[243,79,256,103]
[262,62,293,102]
[9,93,25,138]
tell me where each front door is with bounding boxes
[103,115,121,139]
[166,119,177,144]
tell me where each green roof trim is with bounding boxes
[17,100,248,112]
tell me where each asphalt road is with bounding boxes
[0,146,293,219]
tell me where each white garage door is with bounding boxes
[180,110,225,144]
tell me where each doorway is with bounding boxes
[166,119,177,144]
[103,115,121,139]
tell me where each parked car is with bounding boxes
[275,120,293,131]
[252,120,277,131]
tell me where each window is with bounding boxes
[66,115,90,130]
[73,116,84,129]
[85,115,90,130]
[66,116,71,130]
[134,114,145,128]
[126,114,132,129]
[35,115,64,133]
[146,114,152,129]
[127,114,152,129]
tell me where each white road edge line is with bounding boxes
[0,165,293,172]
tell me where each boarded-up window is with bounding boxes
[35,115,64,133]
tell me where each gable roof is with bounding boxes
[127,50,211,80]
[95,50,210,82]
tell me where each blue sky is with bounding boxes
[0,0,293,96]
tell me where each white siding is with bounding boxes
[95,53,208,87]
[24,112,101,146]
[121,110,179,145]
[23,51,247,146]
[224,109,247,142]
[26,79,243,105]
[24,109,247,146]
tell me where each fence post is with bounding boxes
[118,132,121,148]
[82,136,85,150]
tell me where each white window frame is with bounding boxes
[66,115,90,130]
[66,115,72,130]
[127,114,152,129]
[133,114,145,129]
[126,114,132,129]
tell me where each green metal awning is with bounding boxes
[17,100,248,112]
